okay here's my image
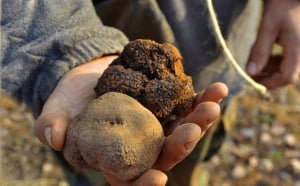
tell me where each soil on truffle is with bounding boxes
[95,39,195,121]
[63,92,165,181]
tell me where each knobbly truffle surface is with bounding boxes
[63,92,165,181]
[95,39,195,120]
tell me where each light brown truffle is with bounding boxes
[95,39,195,121]
[63,92,165,181]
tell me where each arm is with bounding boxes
[2,1,228,185]
[1,0,128,116]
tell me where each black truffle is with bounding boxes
[95,39,195,121]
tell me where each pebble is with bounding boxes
[290,158,300,174]
[283,134,297,147]
[259,158,274,173]
[1,117,12,126]
[59,181,70,186]
[261,123,270,132]
[10,112,25,121]
[248,156,258,168]
[210,155,221,167]
[231,164,248,179]
[260,132,272,144]
[42,162,54,175]
[278,170,291,181]
[270,122,286,136]
[240,128,256,139]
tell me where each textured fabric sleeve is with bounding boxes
[1,0,129,115]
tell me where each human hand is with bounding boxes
[103,82,228,186]
[35,54,227,185]
[35,56,118,150]
[246,0,300,90]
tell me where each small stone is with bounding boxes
[260,132,272,144]
[248,156,258,168]
[1,117,12,126]
[270,122,286,136]
[283,134,296,147]
[259,158,274,173]
[10,112,24,121]
[261,123,270,132]
[231,164,247,179]
[59,181,70,186]
[278,170,291,181]
[290,158,300,174]
[240,128,256,139]
[42,162,54,175]
[210,155,221,167]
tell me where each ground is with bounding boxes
[201,83,300,186]
[1,83,300,186]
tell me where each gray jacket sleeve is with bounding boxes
[1,0,129,115]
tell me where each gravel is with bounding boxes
[1,83,300,186]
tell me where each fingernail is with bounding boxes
[45,126,53,147]
[247,62,257,75]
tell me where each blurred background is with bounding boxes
[1,82,300,186]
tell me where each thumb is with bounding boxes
[35,112,71,151]
[132,169,168,186]
[104,169,168,186]
[247,12,279,76]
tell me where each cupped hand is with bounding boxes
[101,82,228,186]
[35,56,118,150]
[247,0,300,89]
[35,54,228,185]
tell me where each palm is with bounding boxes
[35,55,228,185]
[35,56,117,150]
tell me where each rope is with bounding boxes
[206,0,269,97]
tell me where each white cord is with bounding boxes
[206,0,269,96]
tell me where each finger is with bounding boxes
[185,101,220,132]
[251,55,281,85]
[259,48,300,89]
[35,112,71,151]
[247,8,279,76]
[133,169,168,186]
[154,123,202,171]
[34,56,116,151]
[164,101,220,135]
[279,39,300,85]
[193,82,228,105]
[104,169,167,186]
[35,89,73,151]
